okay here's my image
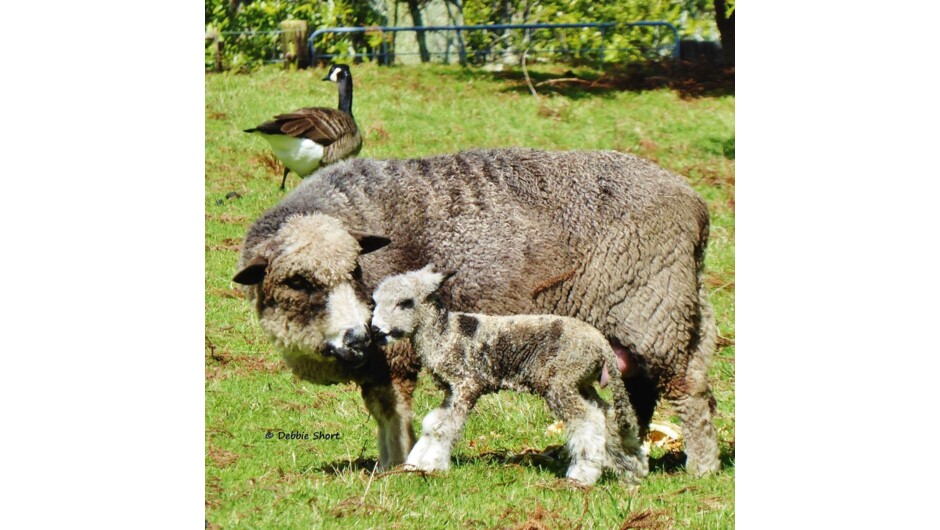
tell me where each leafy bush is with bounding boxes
[206,0,720,71]
[205,0,385,71]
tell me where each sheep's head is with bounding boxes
[233,213,390,367]
[371,265,456,345]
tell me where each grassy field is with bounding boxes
[206,62,735,529]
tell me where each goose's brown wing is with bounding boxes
[246,107,357,147]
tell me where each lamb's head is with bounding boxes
[371,265,456,345]
[233,213,391,366]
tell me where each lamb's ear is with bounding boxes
[349,230,392,255]
[233,255,268,285]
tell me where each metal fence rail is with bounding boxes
[209,21,682,68]
[307,21,680,65]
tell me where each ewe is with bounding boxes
[234,148,720,475]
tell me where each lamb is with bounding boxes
[370,266,649,485]
[233,148,719,475]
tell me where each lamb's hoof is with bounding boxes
[402,462,450,473]
[405,454,450,473]
[405,440,451,472]
[565,477,596,489]
[412,458,450,473]
[566,465,602,486]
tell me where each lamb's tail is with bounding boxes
[603,350,649,482]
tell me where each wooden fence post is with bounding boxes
[206,27,223,72]
[280,20,309,70]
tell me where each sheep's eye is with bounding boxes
[397,299,414,310]
[285,276,315,293]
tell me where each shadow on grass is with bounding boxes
[461,444,571,477]
[315,441,735,477]
[313,446,572,477]
[316,457,380,475]
[431,60,734,101]
[649,444,736,474]
[465,442,736,476]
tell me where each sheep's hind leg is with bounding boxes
[545,388,608,485]
[665,350,721,476]
[667,382,720,476]
[668,280,722,476]
[406,386,480,472]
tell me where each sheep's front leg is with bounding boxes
[407,386,479,472]
[362,380,417,470]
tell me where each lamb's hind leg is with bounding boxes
[545,388,608,485]
[581,384,647,483]
[407,384,480,472]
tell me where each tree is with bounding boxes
[404,0,432,62]
[714,0,734,66]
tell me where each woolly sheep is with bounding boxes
[371,266,649,485]
[233,148,719,475]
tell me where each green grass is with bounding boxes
[206,63,734,529]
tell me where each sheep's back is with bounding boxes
[241,148,711,378]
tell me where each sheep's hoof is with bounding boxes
[686,458,721,477]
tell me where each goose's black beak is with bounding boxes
[321,74,331,81]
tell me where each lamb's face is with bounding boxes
[233,214,390,367]
[371,266,446,345]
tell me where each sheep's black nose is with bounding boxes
[344,328,370,351]
[370,326,388,345]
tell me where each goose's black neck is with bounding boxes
[337,76,353,116]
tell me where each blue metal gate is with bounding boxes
[307,21,680,65]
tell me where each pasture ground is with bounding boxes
[206,62,735,529]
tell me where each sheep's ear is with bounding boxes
[435,269,458,290]
[233,256,268,285]
[349,230,392,255]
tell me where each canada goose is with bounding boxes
[244,64,362,190]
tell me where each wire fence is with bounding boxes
[207,21,682,70]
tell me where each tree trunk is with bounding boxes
[714,0,734,67]
[405,0,431,63]
[444,0,467,65]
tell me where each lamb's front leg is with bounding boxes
[407,386,479,472]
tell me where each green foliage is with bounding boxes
[205,0,386,71]
[458,0,718,63]
[207,1,723,70]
